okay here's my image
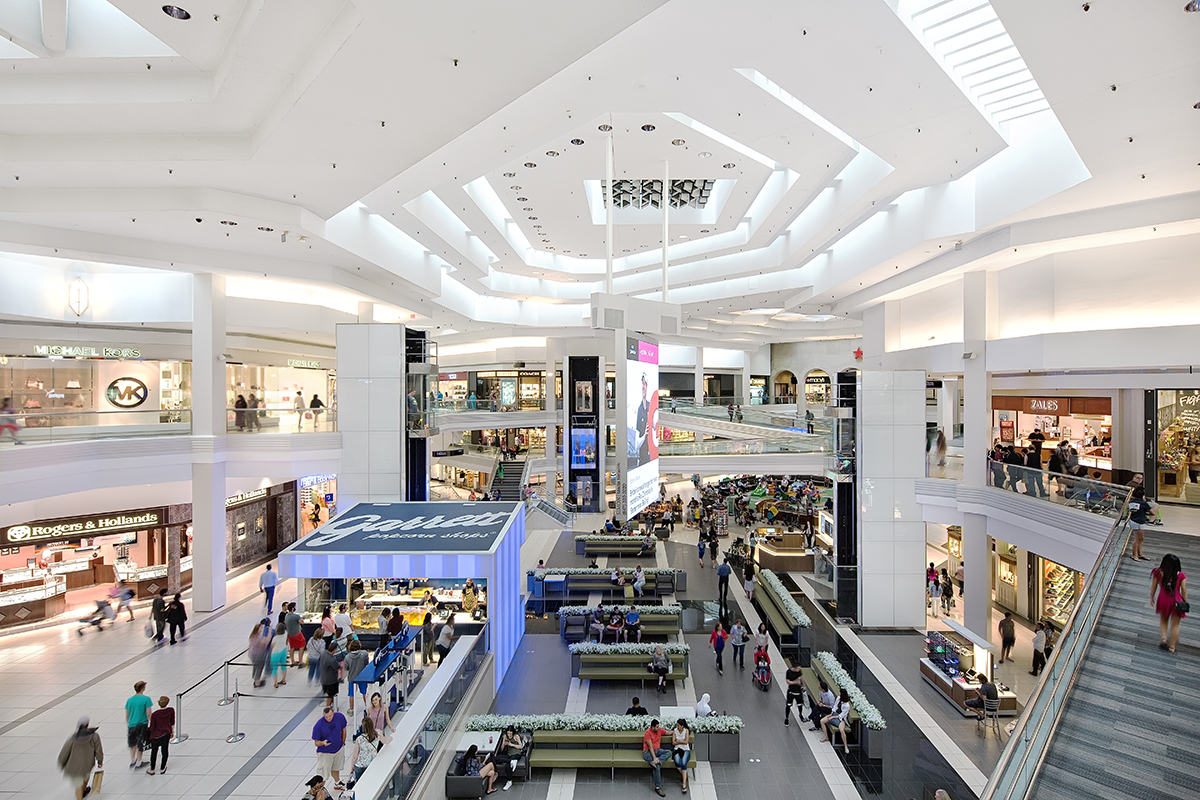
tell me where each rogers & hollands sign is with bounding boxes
[1,508,166,546]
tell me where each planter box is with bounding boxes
[693,732,740,762]
[675,570,687,592]
[576,540,587,555]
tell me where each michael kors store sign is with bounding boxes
[34,344,142,359]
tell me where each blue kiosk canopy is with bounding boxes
[278,501,526,690]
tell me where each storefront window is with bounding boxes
[774,371,796,403]
[749,375,767,405]
[1155,389,1200,504]
[300,474,338,534]
[992,396,1111,479]
[1040,557,1080,630]
[804,370,831,405]
[518,371,543,409]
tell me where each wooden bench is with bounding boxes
[571,651,688,686]
[560,610,681,641]
[565,573,673,597]
[578,539,657,557]
[799,659,860,750]
[528,729,696,778]
[753,575,804,656]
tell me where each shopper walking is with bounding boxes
[998,612,1016,663]
[1151,553,1188,653]
[709,621,728,675]
[125,681,152,769]
[743,559,756,599]
[294,390,306,431]
[421,612,436,664]
[319,640,343,710]
[114,580,135,621]
[0,398,26,444]
[259,564,279,615]
[717,557,732,605]
[697,537,706,568]
[286,602,305,666]
[309,394,325,430]
[435,617,457,663]
[1024,446,1045,497]
[729,619,749,670]
[1004,446,1025,492]
[343,639,369,713]
[940,569,954,615]
[641,719,671,798]
[312,705,348,791]
[709,536,719,569]
[784,659,806,726]
[270,621,290,688]
[935,429,947,468]
[58,717,103,800]
[249,619,273,688]
[306,629,326,683]
[150,588,167,644]
[1030,622,1047,676]
[145,696,174,775]
[349,716,382,783]
[246,393,262,430]
[165,592,186,644]
[234,394,247,430]
[1128,488,1157,562]
[928,576,942,618]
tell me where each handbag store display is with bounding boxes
[25,375,44,390]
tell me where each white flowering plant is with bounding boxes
[757,569,812,628]
[568,642,690,655]
[558,604,683,617]
[466,712,743,734]
[529,567,678,578]
[814,651,887,730]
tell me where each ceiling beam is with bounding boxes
[40,0,67,54]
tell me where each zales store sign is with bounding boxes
[1022,397,1063,414]
[35,344,141,358]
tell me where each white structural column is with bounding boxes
[858,370,928,627]
[962,271,993,638]
[938,379,958,439]
[661,159,669,302]
[337,323,404,505]
[694,349,704,404]
[191,273,228,612]
[605,133,614,295]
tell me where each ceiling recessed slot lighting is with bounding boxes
[598,124,612,131]
[510,185,521,190]
[162,5,190,19]
[257,226,273,232]
[547,246,555,250]
[698,152,711,158]
[700,229,710,233]
[579,253,587,257]
[503,172,516,178]
[528,216,538,220]
[671,138,686,146]
[723,162,736,169]
[678,235,688,239]
[533,224,542,228]
[571,138,585,146]
[523,207,533,211]
[641,124,656,132]
[601,178,715,209]
[524,162,537,168]
[545,151,559,157]
[516,197,528,202]
[622,249,630,252]
[220,220,237,225]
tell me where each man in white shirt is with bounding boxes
[259,564,280,615]
[1030,622,1047,676]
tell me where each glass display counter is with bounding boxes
[0,576,67,628]
[919,622,1019,717]
[113,556,193,599]
[303,578,487,632]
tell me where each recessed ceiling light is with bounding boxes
[516,196,528,201]
[598,124,612,132]
[524,162,537,168]
[1195,101,1200,109]
[533,224,542,228]
[698,152,711,158]
[547,246,555,250]
[1187,0,1200,11]
[162,5,190,19]
[723,163,736,169]
[546,151,559,157]
[580,253,587,257]
[671,139,686,146]
[220,220,237,225]
[523,207,534,211]
[503,172,516,178]
[257,226,273,232]
[623,249,630,252]
[678,235,688,239]
[510,185,521,190]
[528,216,538,220]
[571,138,585,146]
[700,229,710,233]
[641,124,656,132]
[563,250,571,254]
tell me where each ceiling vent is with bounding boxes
[660,316,678,335]
[601,179,715,209]
[604,308,625,329]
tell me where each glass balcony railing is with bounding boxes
[664,398,835,435]
[430,398,548,415]
[987,462,1131,520]
[0,408,192,443]
[657,435,830,456]
[227,407,336,433]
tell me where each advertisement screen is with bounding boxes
[570,428,597,469]
[500,377,518,408]
[625,337,659,519]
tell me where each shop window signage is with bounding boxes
[296,501,517,553]
[226,488,268,508]
[35,344,141,358]
[1022,397,1062,414]
[1,508,165,546]
[300,474,337,488]
[287,358,322,369]
[106,377,148,408]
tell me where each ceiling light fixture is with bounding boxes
[257,226,273,232]
[524,162,537,168]
[503,172,516,178]
[1187,0,1200,12]
[516,196,528,201]
[533,224,542,228]
[700,229,710,233]
[723,163,736,169]
[598,124,612,131]
[220,220,237,225]
[698,152,711,158]
[641,124,656,132]
[571,138,585,145]
[579,253,587,257]
[678,235,688,239]
[510,185,521,190]
[523,207,533,211]
[162,5,190,19]
[528,216,538,220]
[546,151,559,157]
[68,277,89,316]
[671,139,686,146]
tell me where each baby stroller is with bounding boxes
[77,600,116,636]
[751,646,772,691]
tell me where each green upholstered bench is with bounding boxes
[527,729,696,777]
[583,540,655,557]
[574,651,688,686]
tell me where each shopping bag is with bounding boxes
[304,411,314,420]
[91,769,104,793]
[144,622,155,638]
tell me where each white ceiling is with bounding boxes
[0,0,1196,351]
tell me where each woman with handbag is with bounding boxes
[1151,553,1188,653]
[670,719,691,793]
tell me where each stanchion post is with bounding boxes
[170,691,188,744]
[226,680,245,743]
[217,660,233,706]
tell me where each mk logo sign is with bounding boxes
[106,377,148,408]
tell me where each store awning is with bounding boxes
[278,501,521,579]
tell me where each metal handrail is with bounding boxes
[980,491,1135,800]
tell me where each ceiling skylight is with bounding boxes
[892,0,1051,127]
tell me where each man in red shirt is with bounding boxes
[641,719,670,796]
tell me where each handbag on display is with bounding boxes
[66,379,81,389]
[25,375,43,390]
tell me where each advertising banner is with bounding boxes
[625,336,659,519]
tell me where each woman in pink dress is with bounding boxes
[1151,553,1188,653]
